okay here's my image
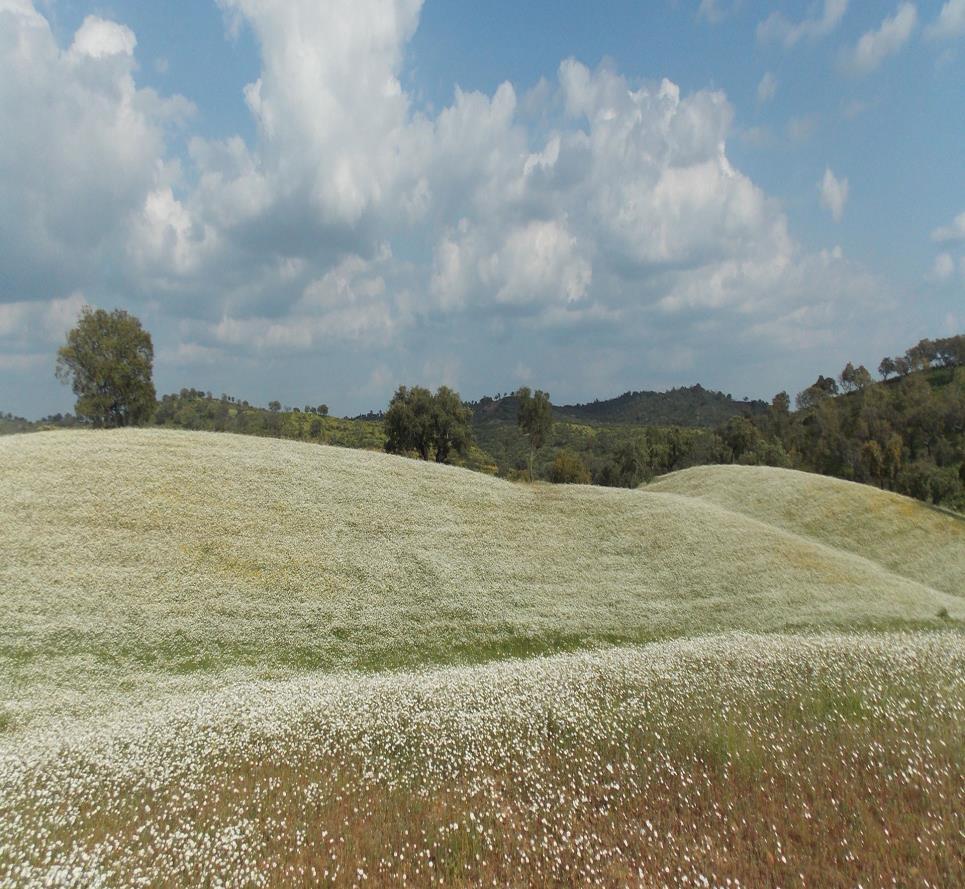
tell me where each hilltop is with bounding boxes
[2,428,962,731]
[471,383,764,427]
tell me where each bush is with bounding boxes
[549,450,591,484]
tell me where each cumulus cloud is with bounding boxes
[932,211,965,242]
[841,3,918,74]
[203,0,427,235]
[819,168,849,222]
[69,16,137,59]
[925,0,965,39]
[756,72,777,104]
[0,0,192,302]
[431,218,591,310]
[0,292,86,375]
[757,0,848,47]
[0,0,900,416]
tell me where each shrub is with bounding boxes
[549,450,591,484]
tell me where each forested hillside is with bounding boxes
[470,384,763,427]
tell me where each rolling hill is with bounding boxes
[1,428,962,733]
[472,384,767,427]
[647,464,965,597]
[2,428,963,886]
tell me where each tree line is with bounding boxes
[40,306,965,509]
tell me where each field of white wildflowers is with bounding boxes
[1,429,963,886]
[1,632,962,887]
[1,429,961,734]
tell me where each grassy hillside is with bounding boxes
[647,464,965,597]
[2,429,963,886]
[2,429,962,732]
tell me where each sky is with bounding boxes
[1,0,963,418]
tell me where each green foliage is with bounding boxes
[0,412,35,435]
[431,386,473,464]
[760,348,965,510]
[839,362,872,393]
[878,356,897,380]
[153,389,384,450]
[548,450,591,484]
[384,385,473,463]
[553,383,767,426]
[880,335,965,376]
[55,306,156,427]
[516,387,553,480]
[795,375,838,410]
[385,385,436,460]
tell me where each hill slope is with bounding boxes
[1,429,962,729]
[472,384,765,428]
[647,464,965,597]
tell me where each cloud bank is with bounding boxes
[0,0,900,414]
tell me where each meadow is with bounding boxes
[1,429,963,886]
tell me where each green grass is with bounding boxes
[1,428,963,731]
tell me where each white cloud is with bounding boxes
[0,1,192,301]
[819,168,849,222]
[841,3,918,74]
[756,72,777,104]
[69,16,137,59]
[432,218,591,310]
[925,0,965,39]
[737,124,774,148]
[0,0,900,414]
[205,0,427,233]
[932,210,965,242]
[0,293,86,343]
[127,187,220,280]
[757,0,848,47]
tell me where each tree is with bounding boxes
[431,386,473,464]
[384,385,472,463]
[268,400,282,412]
[549,450,591,484]
[883,433,903,489]
[795,375,838,410]
[878,357,897,380]
[852,365,873,391]
[614,438,649,487]
[384,386,435,460]
[516,387,553,481]
[55,306,155,427]
[839,362,858,393]
[860,440,884,486]
[771,391,791,414]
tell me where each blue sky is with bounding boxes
[1,0,963,418]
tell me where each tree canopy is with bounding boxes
[516,387,553,480]
[55,306,155,428]
[384,385,472,463]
